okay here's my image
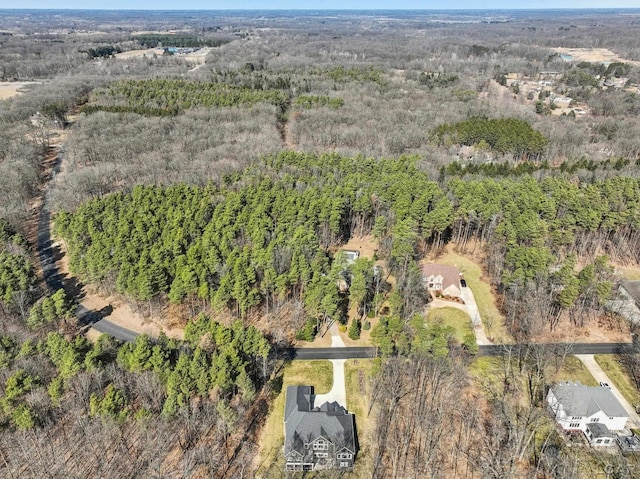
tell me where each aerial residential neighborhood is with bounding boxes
[2,6,640,479]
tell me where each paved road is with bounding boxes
[576,354,640,428]
[36,152,139,343]
[285,347,377,360]
[479,343,637,356]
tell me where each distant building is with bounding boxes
[342,250,360,264]
[547,381,628,447]
[284,386,357,472]
[421,264,462,298]
[608,280,640,326]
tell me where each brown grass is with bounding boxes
[0,81,41,99]
[595,355,640,407]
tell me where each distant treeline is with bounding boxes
[83,78,289,116]
[134,34,229,48]
[431,116,549,160]
[441,156,635,178]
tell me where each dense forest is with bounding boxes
[2,8,640,479]
[53,152,638,341]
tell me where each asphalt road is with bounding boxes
[281,343,638,361]
[36,152,140,344]
[286,347,377,360]
[479,342,637,356]
[37,157,640,356]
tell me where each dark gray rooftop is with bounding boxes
[284,385,356,459]
[586,422,614,439]
[551,381,628,418]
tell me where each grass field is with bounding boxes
[434,246,511,343]
[595,355,640,407]
[469,354,597,387]
[553,356,598,386]
[617,265,640,280]
[428,307,476,347]
[254,360,332,474]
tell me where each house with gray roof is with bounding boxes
[611,280,640,326]
[284,385,357,471]
[547,381,628,447]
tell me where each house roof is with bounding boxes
[421,264,461,290]
[621,280,640,304]
[284,385,356,459]
[550,381,628,418]
[586,422,614,439]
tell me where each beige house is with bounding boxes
[421,264,462,298]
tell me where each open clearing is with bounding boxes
[429,243,511,343]
[254,361,333,475]
[114,47,211,63]
[337,235,378,260]
[549,47,640,65]
[0,81,42,99]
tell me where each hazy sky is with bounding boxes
[7,1,640,10]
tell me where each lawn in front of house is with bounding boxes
[595,355,640,407]
[433,246,511,343]
[552,355,598,386]
[254,360,332,475]
[427,306,476,349]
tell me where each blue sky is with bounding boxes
[7,1,640,10]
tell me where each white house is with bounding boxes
[547,381,628,447]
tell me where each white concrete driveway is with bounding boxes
[314,322,347,408]
[576,354,640,429]
[459,286,492,345]
[428,287,492,345]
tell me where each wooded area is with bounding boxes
[2,8,640,478]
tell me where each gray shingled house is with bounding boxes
[547,381,628,447]
[284,385,357,471]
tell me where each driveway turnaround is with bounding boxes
[314,323,348,408]
[576,354,640,428]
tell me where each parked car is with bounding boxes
[600,382,611,389]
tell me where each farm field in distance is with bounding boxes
[1,7,640,479]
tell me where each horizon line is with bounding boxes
[3,7,640,11]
